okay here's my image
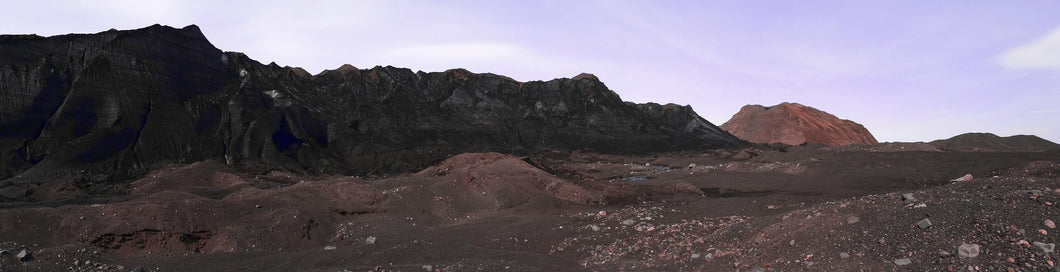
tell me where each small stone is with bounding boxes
[323,245,336,250]
[1041,229,1049,235]
[846,216,860,224]
[688,163,696,169]
[1047,219,1056,229]
[0,249,7,255]
[1033,241,1055,253]
[691,253,701,259]
[894,258,912,265]
[16,249,31,262]
[422,265,433,271]
[940,250,952,257]
[622,219,635,226]
[789,239,796,246]
[901,193,916,204]
[365,236,377,245]
[597,210,607,217]
[950,174,973,182]
[840,252,850,259]
[917,218,933,229]
[590,225,601,232]
[958,243,981,259]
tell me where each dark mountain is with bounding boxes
[0,24,744,186]
[929,133,1060,152]
[720,102,878,147]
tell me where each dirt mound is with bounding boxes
[376,153,604,224]
[720,103,878,147]
[930,133,1060,152]
[128,160,248,196]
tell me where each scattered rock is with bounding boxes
[1047,219,1056,229]
[917,218,932,229]
[691,253,701,259]
[255,204,262,209]
[950,174,974,182]
[940,250,952,257]
[894,258,912,265]
[1034,242,1055,253]
[846,216,860,224]
[0,249,7,255]
[16,249,31,262]
[688,163,696,169]
[366,236,377,245]
[958,243,981,259]
[323,245,336,250]
[840,252,850,259]
[597,210,607,217]
[422,265,433,271]
[1041,229,1049,235]
[590,225,601,232]
[902,193,916,204]
[621,219,635,226]
[789,239,796,246]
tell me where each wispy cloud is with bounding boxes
[999,26,1060,71]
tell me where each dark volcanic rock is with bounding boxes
[0,24,744,191]
[929,133,1060,152]
[720,102,878,147]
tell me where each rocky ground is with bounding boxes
[1,148,1058,271]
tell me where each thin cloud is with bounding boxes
[999,26,1060,71]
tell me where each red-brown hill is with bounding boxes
[720,102,878,146]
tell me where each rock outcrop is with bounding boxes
[0,24,744,187]
[929,133,1059,152]
[720,103,878,147]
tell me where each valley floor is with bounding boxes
[1,148,1058,271]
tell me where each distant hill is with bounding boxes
[720,103,878,147]
[929,133,1060,152]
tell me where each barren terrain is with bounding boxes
[2,147,1058,271]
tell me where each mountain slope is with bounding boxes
[0,24,744,185]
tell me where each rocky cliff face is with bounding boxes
[0,24,744,184]
[929,133,1060,152]
[720,103,878,147]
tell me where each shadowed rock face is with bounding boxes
[720,102,878,147]
[0,24,744,185]
[929,133,1060,152]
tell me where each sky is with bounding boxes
[3,0,1059,143]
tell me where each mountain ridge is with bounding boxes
[0,24,745,187]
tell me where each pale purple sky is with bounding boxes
[4,0,1059,143]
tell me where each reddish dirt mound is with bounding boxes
[930,133,1060,152]
[374,153,605,224]
[128,160,248,196]
[721,103,878,146]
